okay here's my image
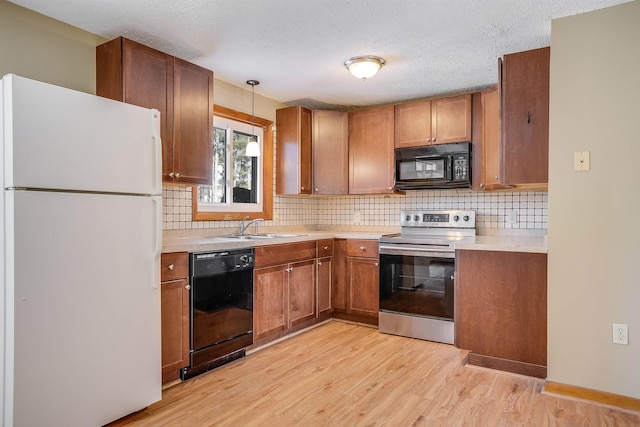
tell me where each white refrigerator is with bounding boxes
[1,74,162,426]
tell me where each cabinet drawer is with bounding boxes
[255,241,316,268]
[161,252,189,281]
[316,239,334,257]
[346,240,379,258]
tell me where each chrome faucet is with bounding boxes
[239,216,264,235]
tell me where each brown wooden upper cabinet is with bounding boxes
[276,106,312,195]
[96,37,213,185]
[478,47,549,191]
[394,94,472,148]
[312,110,349,195]
[349,106,395,194]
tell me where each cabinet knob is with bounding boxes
[185,284,191,290]
[360,246,365,251]
[388,187,392,190]
[495,175,499,180]
[168,172,174,178]
[318,261,322,266]
[426,138,431,142]
[175,172,180,178]
[480,183,484,188]
[167,264,174,270]
[375,262,379,267]
[301,187,305,191]
[315,188,319,192]
[432,137,436,142]
[323,246,329,250]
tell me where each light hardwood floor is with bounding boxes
[110,321,640,426]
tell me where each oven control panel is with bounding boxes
[400,210,476,228]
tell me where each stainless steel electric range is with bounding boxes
[378,210,476,344]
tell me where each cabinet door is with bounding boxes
[431,94,472,144]
[172,58,213,185]
[317,257,333,316]
[288,260,316,327]
[480,85,507,190]
[456,250,547,375]
[501,47,550,185]
[332,240,348,311]
[394,100,432,148]
[313,110,349,194]
[276,106,312,195]
[349,106,395,194]
[254,265,287,341]
[161,278,189,382]
[347,257,379,317]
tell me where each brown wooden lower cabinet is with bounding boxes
[253,242,317,342]
[160,252,190,385]
[333,239,379,323]
[456,249,548,378]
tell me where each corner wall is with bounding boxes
[548,0,640,398]
[0,0,104,93]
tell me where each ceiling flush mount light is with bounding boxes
[246,79,260,157]
[344,55,386,80]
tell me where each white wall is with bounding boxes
[548,0,640,398]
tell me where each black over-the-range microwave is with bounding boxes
[394,141,471,190]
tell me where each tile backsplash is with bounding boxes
[163,186,547,231]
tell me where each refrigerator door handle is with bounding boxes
[152,196,162,289]
[151,109,162,195]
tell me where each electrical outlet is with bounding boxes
[613,323,628,345]
[506,211,518,224]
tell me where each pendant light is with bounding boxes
[245,80,260,157]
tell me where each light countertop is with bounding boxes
[162,229,396,253]
[162,227,547,254]
[455,235,547,254]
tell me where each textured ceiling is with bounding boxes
[9,0,632,109]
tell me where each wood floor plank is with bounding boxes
[108,321,640,426]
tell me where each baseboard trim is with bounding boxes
[544,381,640,412]
[466,353,547,378]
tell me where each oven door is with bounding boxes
[379,250,455,321]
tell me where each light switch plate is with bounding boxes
[574,151,591,171]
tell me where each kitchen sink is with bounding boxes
[224,233,304,240]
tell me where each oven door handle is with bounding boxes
[378,244,455,259]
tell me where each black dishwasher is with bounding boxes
[182,248,254,380]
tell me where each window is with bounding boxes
[192,105,273,221]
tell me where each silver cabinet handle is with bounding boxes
[374,262,379,267]
[315,188,319,192]
[168,172,174,178]
[495,175,499,179]
[301,187,305,191]
[323,246,329,250]
[426,138,431,142]
[185,284,191,290]
[167,264,174,270]
[175,172,180,178]
[360,246,365,251]
[432,137,436,142]
[318,261,322,266]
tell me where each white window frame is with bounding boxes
[197,116,263,213]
